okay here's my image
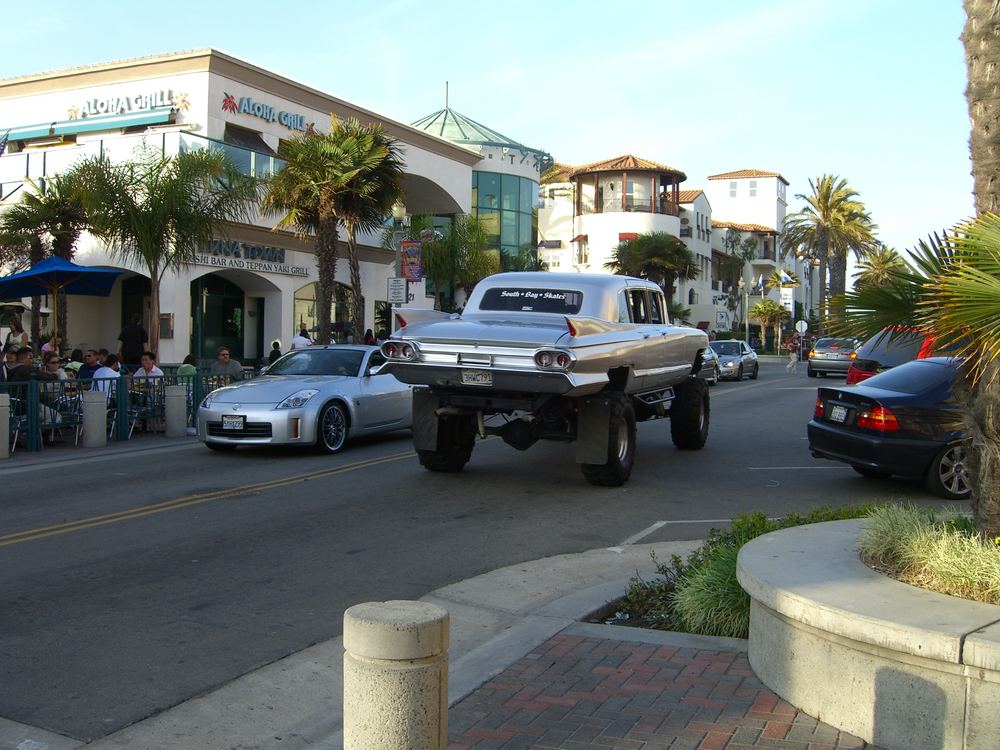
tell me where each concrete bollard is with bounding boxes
[343,600,449,750]
[81,391,108,448]
[164,385,188,438]
[0,393,9,459]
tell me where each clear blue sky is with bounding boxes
[1,0,973,253]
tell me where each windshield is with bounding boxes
[479,288,584,314]
[855,331,925,366]
[265,348,364,377]
[814,338,856,349]
[710,342,741,356]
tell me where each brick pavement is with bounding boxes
[448,631,883,750]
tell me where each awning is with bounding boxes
[6,107,175,141]
[571,234,588,243]
[618,232,638,241]
[224,124,277,155]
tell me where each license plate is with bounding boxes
[460,369,492,386]
[222,415,245,430]
[829,405,848,423]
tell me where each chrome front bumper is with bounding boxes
[197,405,316,445]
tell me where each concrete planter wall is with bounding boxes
[737,519,1000,750]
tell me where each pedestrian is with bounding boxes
[786,337,799,373]
[268,340,282,364]
[117,313,149,371]
[209,347,244,380]
[363,329,375,345]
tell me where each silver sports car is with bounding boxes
[198,345,412,453]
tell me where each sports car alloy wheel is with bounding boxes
[926,444,972,499]
[316,402,348,453]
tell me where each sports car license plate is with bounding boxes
[461,369,492,386]
[222,414,246,430]
[829,405,848,423]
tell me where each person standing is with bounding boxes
[209,347,244,380]
[117,313,149,370]
[4,317,28,351]
[786,337,800,373]
[268,340,283,364]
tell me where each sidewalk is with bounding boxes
[0,541,881,750]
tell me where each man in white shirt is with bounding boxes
[132,351,164,378]
[92,354,121,394]
[291,327,312,349]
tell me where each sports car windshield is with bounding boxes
[479,288,583,314]
[711,342,741,356]
[266,349,364,377]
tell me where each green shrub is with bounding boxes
[620,504,881,637]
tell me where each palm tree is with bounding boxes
[721,229,758,325]
[604,232,697,301]
[764,268,801,292]
[963,1,1000,214]
[0,193,52,345]
[748,299,789,353]
[918,215,1000,536]
[853,244,906,290]
[263,130,348,346]
[71,147,260,353]
[420,215,498,310]
[782,175,878,317]
[327,118,405,340]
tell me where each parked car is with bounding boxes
[845,329,944,385]
[808,357,970,499]
[699,345,721,386]
[709,340,759,380]
[198,345,412,453]
[807,337,860,378]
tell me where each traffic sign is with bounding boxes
[796,320,808,334]
[387,277,407,305]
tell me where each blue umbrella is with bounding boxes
[0,256,124,339]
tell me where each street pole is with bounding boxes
[391,202,406,332]
[744,285,750,345]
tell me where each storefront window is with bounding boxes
[501,174,519,212]
[474,170,539,272]
[477,173,500,210]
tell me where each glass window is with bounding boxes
[520,177,536,213]
[518,213,532,248]
[649,293,664,324]
[618,290,631,323]
[500,245,518,270]
[855,331,925,366]
[729,180,737,198]
[480,287,584,314]
[266,348,364,377]
[860,359,959,395]
[501,211,517,245]
[478,172,500,209]
[629,290,649,323]
[749,180,757,197]
[478,209,500,243]
[501,174,519,211]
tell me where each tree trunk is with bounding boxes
[148,262,161,356]
[963,0,1000,215]
[315,205,339,344]
[345,226,365,343]
[828,248,848,299]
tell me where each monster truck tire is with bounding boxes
[417,414,476,472]
[670,376,710,450]
[580,393,636,487]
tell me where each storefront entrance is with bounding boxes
[191,275,252,361]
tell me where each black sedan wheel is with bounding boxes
[736,365,744,381]
[315,402,348,454]
[750,363,759,380]
[925,444,972,499]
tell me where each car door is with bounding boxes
[355,351,412,430]
[646,288,684,378]
[625,286,656,389]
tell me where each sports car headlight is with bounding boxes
[201,395,214,409]
[724,361,737,367]
[276,389,319,409]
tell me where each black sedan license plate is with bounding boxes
[829,405,848,423]
[460,369,492,386]
[222,414,245,430]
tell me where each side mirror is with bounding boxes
[367,363,384,377]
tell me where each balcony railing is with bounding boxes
[579,196,679,216]
[0,131,284,196]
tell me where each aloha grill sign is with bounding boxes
[221,92,307,131]
[78,89,174,118]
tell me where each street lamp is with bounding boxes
[738,276,749,344]
[391,201,407,279]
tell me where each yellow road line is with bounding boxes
[0,450,416,548]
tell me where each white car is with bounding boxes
[198,345,412,453]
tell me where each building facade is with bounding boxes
[0,49,479,363]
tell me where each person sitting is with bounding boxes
[268,340,282,364]
[64,348,84,378]
[41,351,67,380]
[41,333,62,354]
[77,350,101,381]
[132,351,164,378]
[97,348,109,366]
[291,327,312,349]
[92,354,121,394]
[8,347,51,381]
[177,354,198,379]
[209,347,244,380]
[0,345,17,382]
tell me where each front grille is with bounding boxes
[207,421,273,438]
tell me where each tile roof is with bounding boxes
[707,168,789,185]
[541,162,574,184]
[569,154,686,180]
[677,189,704,204]
[711,220,778,234]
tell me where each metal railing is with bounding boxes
[577,196,680,216]
[2,372,242,453]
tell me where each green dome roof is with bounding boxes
[411,107,551,167]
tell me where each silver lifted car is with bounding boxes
[381,272,710,486]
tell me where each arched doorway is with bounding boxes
[293,281,362,343]
[191,275,248,360]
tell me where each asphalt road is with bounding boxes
[0,361,956,741]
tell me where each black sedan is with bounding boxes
[807,358,971,499]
